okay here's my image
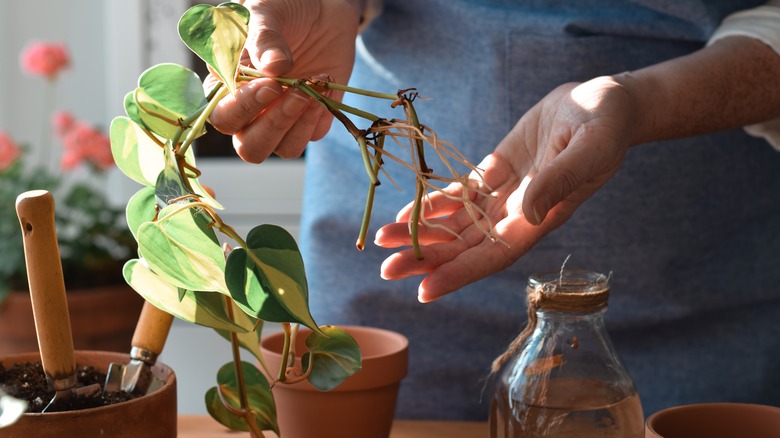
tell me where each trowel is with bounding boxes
[15,190,101,412]
[104,301,174,395]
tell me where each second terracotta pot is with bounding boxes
[645,402,780,438]
[261,325,409,438]
[0,350,177,438]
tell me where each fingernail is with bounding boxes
[418,289,434,303]
[255,86,280,105]
[281,93,310,116]
[260,49,289,68]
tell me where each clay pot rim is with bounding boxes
[261,325,409,361]
[260,325,409,392]
[1,350,176,417]
[646,402,780,436]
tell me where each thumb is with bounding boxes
[245,4,293,76]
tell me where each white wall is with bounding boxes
[1,0,111,168]
[2,0,304,415]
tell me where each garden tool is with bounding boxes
[15,190,101,413]
[104,300,174,395]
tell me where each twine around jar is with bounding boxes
[490,272,610,374]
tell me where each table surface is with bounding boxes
[178,415,488,438]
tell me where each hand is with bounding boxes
[207,0,360,163]
[375,77,634,302]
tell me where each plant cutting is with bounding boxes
[111,2,496,436]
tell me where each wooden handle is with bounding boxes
[132,301,174,356]
[15,190,76,387]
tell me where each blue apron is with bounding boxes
[299,0,780,420]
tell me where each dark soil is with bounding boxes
[0,361,141,413]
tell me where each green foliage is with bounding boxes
[225,225,320,332]
[123,259,249,332]
[178,2,250,95]
[129,64,208,140]
[137,204,228,294]
[302,326,363,391]
[111,3,369,433]
[205,361,278,434]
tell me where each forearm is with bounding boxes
[615,36,780,146]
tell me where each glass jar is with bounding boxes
[489,270,643,438]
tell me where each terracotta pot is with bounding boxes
[0,284,144,355]
[645,402,780,438]
[261,326,409,438]
[0,350,177,437]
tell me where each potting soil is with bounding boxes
[0,361,140,413]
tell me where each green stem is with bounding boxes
[315,91,379,122]
[178,86,229,157]
[357,135,378,186]
[223,295,265,437]
[278,323,293,383]
[323,81,399,101]
[357,134,384,251]
[224,296,249,410]
[237,65,398,100]
[404,100,428,260]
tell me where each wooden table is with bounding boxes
[178,415,488,437]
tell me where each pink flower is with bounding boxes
[52,111,76,137]
[60,121,113,171]
[20,42,70,80]
[0,132,22,172]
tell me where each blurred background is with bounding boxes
[1,0,301,414]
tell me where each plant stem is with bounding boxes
[224,295,265,438]
[237,65,398,100]
[224,296,250,411]
[403,99,428,260]
[278,322,292,383]
[357,135,384,251]
[357,135,378,186]
[178,86,229,157]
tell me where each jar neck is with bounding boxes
[535,306,607,321]
[491,270,611,374]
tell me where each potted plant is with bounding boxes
[0,189,177,438]
[102,2,494,436]
[0,41,143,355]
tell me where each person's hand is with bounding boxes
[207,0,360,163]
[375,77,634,302]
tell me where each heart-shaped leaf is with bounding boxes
[178,3,249,95]
[137,203,228,294]
[110,116,164,187]
[125,186,157,241]
[226,225,319,332]
[111,117,222,212]
[123,259,249,332]
[134,63,207,140]
[124,91,143,128]
[302,326,362,391]
[205,361,278,434]
[225,248,298,324]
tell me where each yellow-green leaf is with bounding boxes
[123,259,249,332]
[178,3,249,95]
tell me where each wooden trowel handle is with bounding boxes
[132,301,174,358]
[15,190,76,388]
